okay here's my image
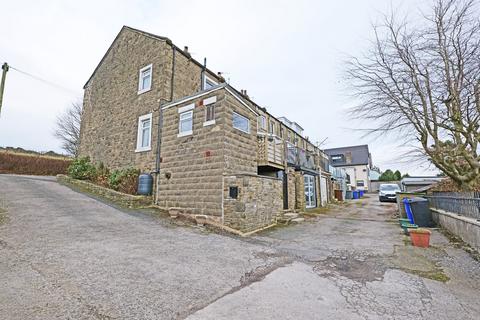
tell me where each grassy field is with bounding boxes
[0,150,72,175]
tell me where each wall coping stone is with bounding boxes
[430,207,480,227]
[224,173,281,181]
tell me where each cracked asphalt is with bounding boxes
[1,174,479,319]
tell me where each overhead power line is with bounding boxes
[9,65,81,95]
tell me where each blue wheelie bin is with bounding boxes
[402,198,415,224]
[352,190,359,199]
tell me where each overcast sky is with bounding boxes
[0,0,440,175]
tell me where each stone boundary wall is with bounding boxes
[431,208,480,251]
[223,173,282,233]
[57,175,153,208]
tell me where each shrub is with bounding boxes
[108,167,140,194]
[95,162,110,188]
[67,157,97,180]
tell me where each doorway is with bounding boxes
[304,175,316,208]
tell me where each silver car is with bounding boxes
[379,184,401,202]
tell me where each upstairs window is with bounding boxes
[205,105,215,122]
[138,64,152,94]
[331,154,345,163]
[136,113,152,152]
[232,112,250,134]
[203,75,217,90]
[269,120,275,134]
[178,110,193,137]
[257,115,266,131]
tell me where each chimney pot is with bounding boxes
[184,46,189,52]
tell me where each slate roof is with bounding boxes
[324,144,370,167]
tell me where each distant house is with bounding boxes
[400,176,445,192]
[324,145,372,191]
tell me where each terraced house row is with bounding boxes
[79,26,336,232]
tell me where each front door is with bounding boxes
[304,175,316,208]
[320,176,328,207]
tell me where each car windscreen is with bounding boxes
[380,185,400,191]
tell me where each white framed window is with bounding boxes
[178,110,193,137]
[138,64,152,94]
[136,113,152,152]
[203,74,217,90]
[232,112,250,134]
[257,115,266,131]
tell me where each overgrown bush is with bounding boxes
[108,167,140,195]
[95,162,110,188]
[67,157,97,180]
[0,152,71,175]
[67,157,140,195]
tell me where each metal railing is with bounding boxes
[426,195,480,221]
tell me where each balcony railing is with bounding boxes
[287,143,316,171]
[257,135,284,168]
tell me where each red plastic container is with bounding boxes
[409,229,431,248]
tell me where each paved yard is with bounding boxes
[1,174,479,319]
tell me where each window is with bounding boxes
[331,154,344,163]
[232,112,250,133]
[203,96,216,126]
[136,113,152,152]
[269,120,275,134]
[205,105,215,122]
[257,115,266,131]
[356,180,365,187]
[178,110,193,137]
[279,126,284,138]
[203,75,217,90]
[229,186,239,199]
[138,64,152,94]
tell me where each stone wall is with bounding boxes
[222,94,258,175]
[79,27,219,171]
[431,208,480,251]
[294,171,305,210]
[157,91,227,217]
[223,174,282,232]
[286,167,296,211]
[57,175,152,208]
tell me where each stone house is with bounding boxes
[79,26,333,232]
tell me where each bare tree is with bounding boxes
[54,101,82,157]
[347,0,480,189]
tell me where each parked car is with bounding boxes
[378,183,401,202]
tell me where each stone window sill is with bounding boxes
[135,147,152,153]
[177,130,193,138]
[203,120,216,127]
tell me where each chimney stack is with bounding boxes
[183,46,191,58]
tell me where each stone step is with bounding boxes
[283,213,299,219]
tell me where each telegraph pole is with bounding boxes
[0,62,9,116]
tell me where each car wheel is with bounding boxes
[379,198,383,202]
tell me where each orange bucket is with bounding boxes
[409,228,431,247]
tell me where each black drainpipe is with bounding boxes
[153,46,176,203]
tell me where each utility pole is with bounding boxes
[0,62,9,116]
